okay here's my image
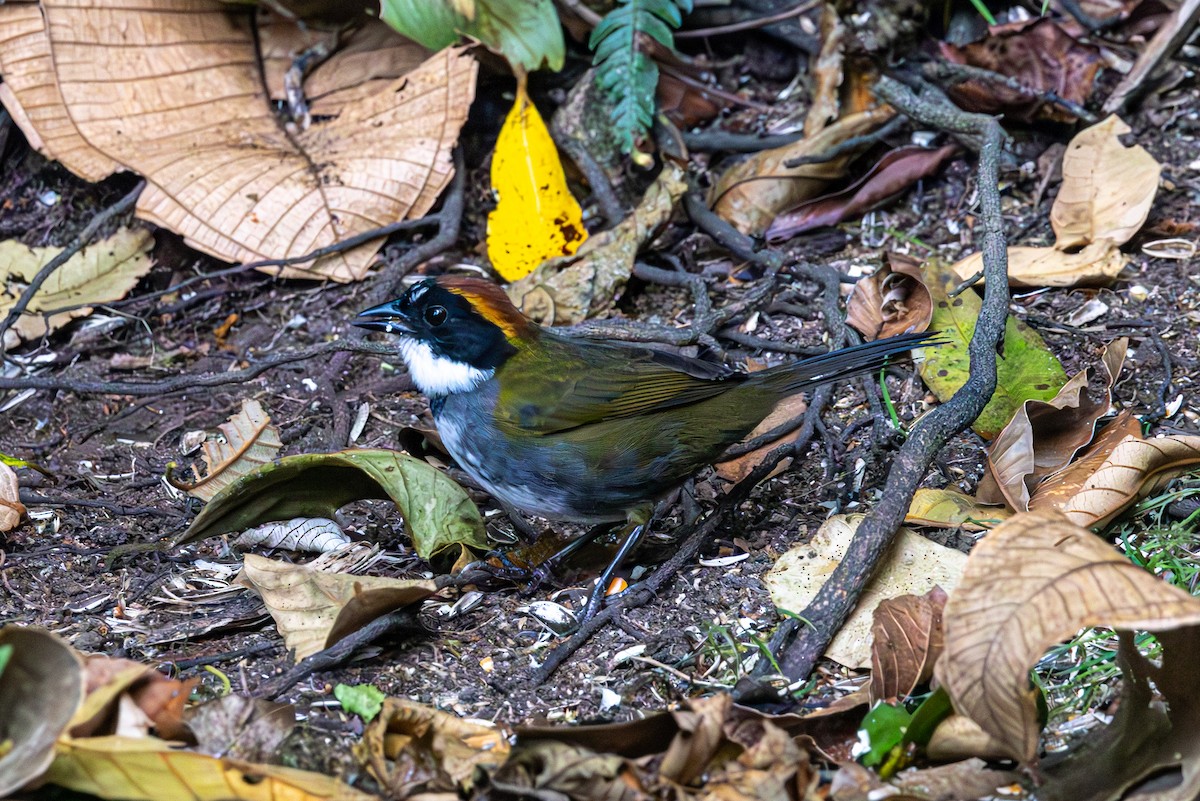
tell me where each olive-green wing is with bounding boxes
[494,336,744,434]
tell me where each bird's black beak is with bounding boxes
[353,299,413,335]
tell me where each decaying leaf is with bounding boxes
[237,553,437,660]
[847,252,933,340]
[869,587,948,704]
[358,696,511,796]
[72,655,197,743]
[938,509,1200,800]
[710,107,896,234]
[905,487,1011,530]
[0,3,476,282]
[1027,410,1142,512]
[919,259,1068,438]
[0,228,154,350]
[169,400,283,502]
[488,83,588,282]
[233,517,349,553]
[763,514,967,669]
[508,161,687,325]
[47,735,376,801]
[0,463,23,533]
[186,695,296,763]
[985,339,1126,512]
[766,145,959,242]
[939,18,1103,123]
[805,4,844,137]
[173,449,487,561]
[951,116,1161,288]
[0,626,84,797]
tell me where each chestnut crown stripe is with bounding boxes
[439,276,530,341]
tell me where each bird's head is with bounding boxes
[353,276,528,397]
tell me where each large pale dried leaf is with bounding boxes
[939,18,1103,123]
[986,339,1125,512]
[47,734,375,801]
[764,514,967,669]
[174,449,487,561]
[766,145,959,242]
[846,252,933,341]
[358,697,510,796]
[237,553,437,660]
[487,84,587,282]
[869,587,948,704]
[710,107,895,234]
[937,509,1200,767]
[1057,435,1200,529]
[919,259,1068,438]
[1028,410,1142,512]
[0,228,154,349]
[0,626,84,797]
[0,2,477,283]
[171,400,282,502]
[259,16,431,118]
[951,240,1129,289]
[0,463,23,532]
[508,162,686,325]
[1052,116,1162,249]
[905,487,1011,531]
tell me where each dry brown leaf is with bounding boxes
[170,400,283,502]
[1057,435,1200,529]
[0,626,84,797]
[236,553,437,660]
[508,162,686,325]
[937,509,1200,764]
[764,514,967,668]
[186,694,296,763]
[72,655,197,743]
[0,2,476,282]
[985,339,1126,512]
[0,463,24,533]
[0,228,154,349]
[710,107,895,234]
[924,716,1013,763]
[713,394,807,483]
[805,4,844,137]
[47,734,375,801]
[1052,115,1162,249]
[846,252,933,340]
[259,15,431,118]
[905,487,1011,531]
[951,240,1128,288]
[359,697,511,796]
[1028,409,1142,512]
[869,587,947,704]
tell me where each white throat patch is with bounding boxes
[398,339,493,396]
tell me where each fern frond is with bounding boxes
[590,0,692,153]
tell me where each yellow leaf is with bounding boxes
[487,84,586,281]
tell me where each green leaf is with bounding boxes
[589,0,691,153]
[380,0,564,72]
[858,701,912,768]
[172,449,487,561]
[0,644,11,681]
[919,259,1067,438]
[902,686,954,748]
[334,683,386,723]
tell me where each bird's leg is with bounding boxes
[580,505,653,622]
[471,523,616,590]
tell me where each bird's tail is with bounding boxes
[753,331,939,395]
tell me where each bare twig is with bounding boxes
[735,74,1011,700]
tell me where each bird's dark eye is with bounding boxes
[423,305,448,326]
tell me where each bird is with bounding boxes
[354,275,935,619]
